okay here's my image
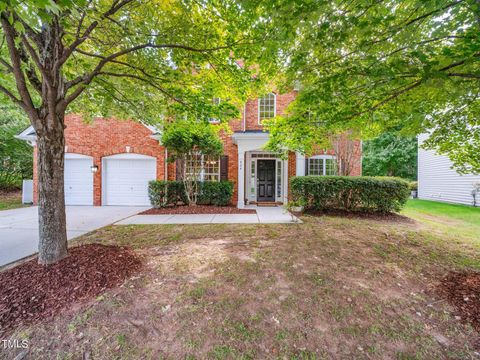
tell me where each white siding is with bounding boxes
[418,133,480,205]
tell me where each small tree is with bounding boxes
[329,133,361,176]
[162,120,223,204]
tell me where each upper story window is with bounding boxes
[258,93,276,123]
[307,155,337,176]
[208,98,221,123]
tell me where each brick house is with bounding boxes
[17,91,362,208]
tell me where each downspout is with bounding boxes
[243,102,246,132]
[164,148,168,181]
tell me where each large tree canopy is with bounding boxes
[0,0,270,124]
[264,0,479,173]
[0,0,273,263]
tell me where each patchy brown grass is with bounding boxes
[2,215,480,359]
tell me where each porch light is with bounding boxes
[90,165,98,173]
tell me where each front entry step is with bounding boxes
[253,202,282,207]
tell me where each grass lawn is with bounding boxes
[4,201,480,359]
[0,190,28,211]
[402,199,480,247]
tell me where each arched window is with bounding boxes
[258,93,276,123]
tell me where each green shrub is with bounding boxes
[290,176,410,213]
[148,180,233,207]
[148,180,188,208]
[409,181,418,191]
[197,181,234,206]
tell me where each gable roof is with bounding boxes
[15,125,36,144]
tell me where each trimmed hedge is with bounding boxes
[197,181,234,206]
[148,181,189,208]
[291,176,410,213]
[409,181,418,191]
[148,180,233,207]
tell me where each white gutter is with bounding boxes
[243,102,246,132]
[15,125,36,146]
[164,148,168,180]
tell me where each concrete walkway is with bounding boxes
[0,206,148,267]
[115,206,301,225]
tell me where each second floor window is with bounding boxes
[209,98,221,123]
[258,93,276,123]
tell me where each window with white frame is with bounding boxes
[307,155,337,176]
[258,93,276,123]
[208,97,221,123]
[250,161,256,196]
[185,153,220,181]
[276,160,282,198]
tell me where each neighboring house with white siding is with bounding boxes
[418,133,480,206]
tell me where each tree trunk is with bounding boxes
[36,115,68,264]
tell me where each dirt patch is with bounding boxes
[0,187,21,195]
[301,209,414,223]
[436,271,480,331]
[0,244,142,336]
[140,205,256,215]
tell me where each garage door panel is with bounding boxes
[64,158,93,205]
[104,158,156,206]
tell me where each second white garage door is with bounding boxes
[103,154,156,206]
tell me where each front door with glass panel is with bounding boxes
[257,160,275,202]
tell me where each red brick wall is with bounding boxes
[287,151,296,200]
[33,114,165,205]
[31,91,361,207]
[223,91,298,204]
[167,162,176,181]
[219,131,239,204]
[231,91,297,132]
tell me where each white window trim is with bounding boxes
[308,155,336,176]
[209,98,221,124]
[186,153,220,182]
[245,152,288,203]
[258,93,276,125]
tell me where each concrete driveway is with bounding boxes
[0,206,147,267]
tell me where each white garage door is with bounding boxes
[103,154,156,206]
[64,154,93,205]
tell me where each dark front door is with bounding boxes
[257,160,275,202]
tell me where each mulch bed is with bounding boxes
[436,271,480,332]
[0,244,142,336]
[140,205,256,215]
[300,209,414,223]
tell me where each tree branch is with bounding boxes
[65,42,232,105]
[97,71,188,106]
[0,14,36,117]
[0,84,23,107]
[447,72,480,79]
[0,58,13,71]
[349,80,422,119]
[20,33,49,81]
[59,0,134,68]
